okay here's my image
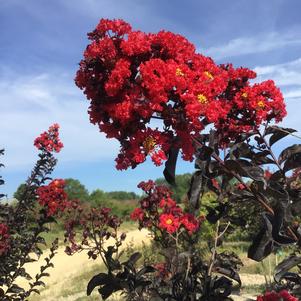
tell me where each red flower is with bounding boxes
[36,179,68,216]
[181,213,200,234]
[159,213,180,234]
[34,123,63,153]
[84,37,117,60]
[121,31,151,56]
[76,18,286,170]
[264,169,272,179]
[105,58,131,96]
[257,290,298,301]
[0,223,10,256]
[236,183,246,190]
[137,180,155,192]
[130,208,144,221]
[211,179,220,189]
[95,18,132,37]
[159,197,176,209]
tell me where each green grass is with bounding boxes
[39,221,137,250]
[241,283,266,294]
[40,225,65,248]
[219,241,250,255]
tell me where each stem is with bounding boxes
[261,261,269,287]
[258,131,283,173]
[208,220,220,276]
[91,221,109,271]
[150,115,163,120]
[268,255,272,285]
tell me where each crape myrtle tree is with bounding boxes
[1,18,301,301]
[67,18,301,301]
[0,124,76,300]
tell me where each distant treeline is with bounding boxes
[13,175,258,240]
[13,175,193,218]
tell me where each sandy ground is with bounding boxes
[17,229,151,290]
[14,229,264,301]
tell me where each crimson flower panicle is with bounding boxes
[0,223,10,256]
[76,19,286,169]
[159,213,180,234]
[181,213,200,234]
[36,179,68,216]
[130,208,144,221]
[257,290,298,301]
[34,123,63,153]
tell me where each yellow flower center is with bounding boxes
[143,136,156,153]
[257,100,265,108]
[197,94,208,104]
[204,71,214,80]
[166,219,173,225]
[176,68,184,76]
[242,92,248,98]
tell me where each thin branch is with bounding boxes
[208,220,220,277]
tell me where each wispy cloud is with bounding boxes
[252,58,301,131]
[0,68,118,170]
[201,32,301,59]
[254,58,301,88]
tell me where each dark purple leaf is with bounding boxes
[283,153,301,173]
[265,126,297,146]
[163,147,179,186]
[279,144,301,165]
[187,171,204,212]
[274,256,301,283]
[87,273,113,296]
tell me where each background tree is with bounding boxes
[156,173,192,202]
[106,191,139,201]
[89,189,138,218]
[13,183,27,201]
[89,189,106,207]
[64,178,89,201]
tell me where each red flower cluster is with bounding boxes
[36,179,68,216]
[0,223,10,256]
[257,290,298,301]
[34,123,63,153]
[130,180,203,234]
[76,18,286,169]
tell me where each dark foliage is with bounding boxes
[0,148,59,300]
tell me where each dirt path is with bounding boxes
[16,229,264,300]
[17,229,151,292]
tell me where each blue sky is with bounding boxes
[1,0,301,198]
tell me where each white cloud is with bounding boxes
[0,68,118,171]
[254,58,301,88]
[252,58,301,132]
[201,32,301,59]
